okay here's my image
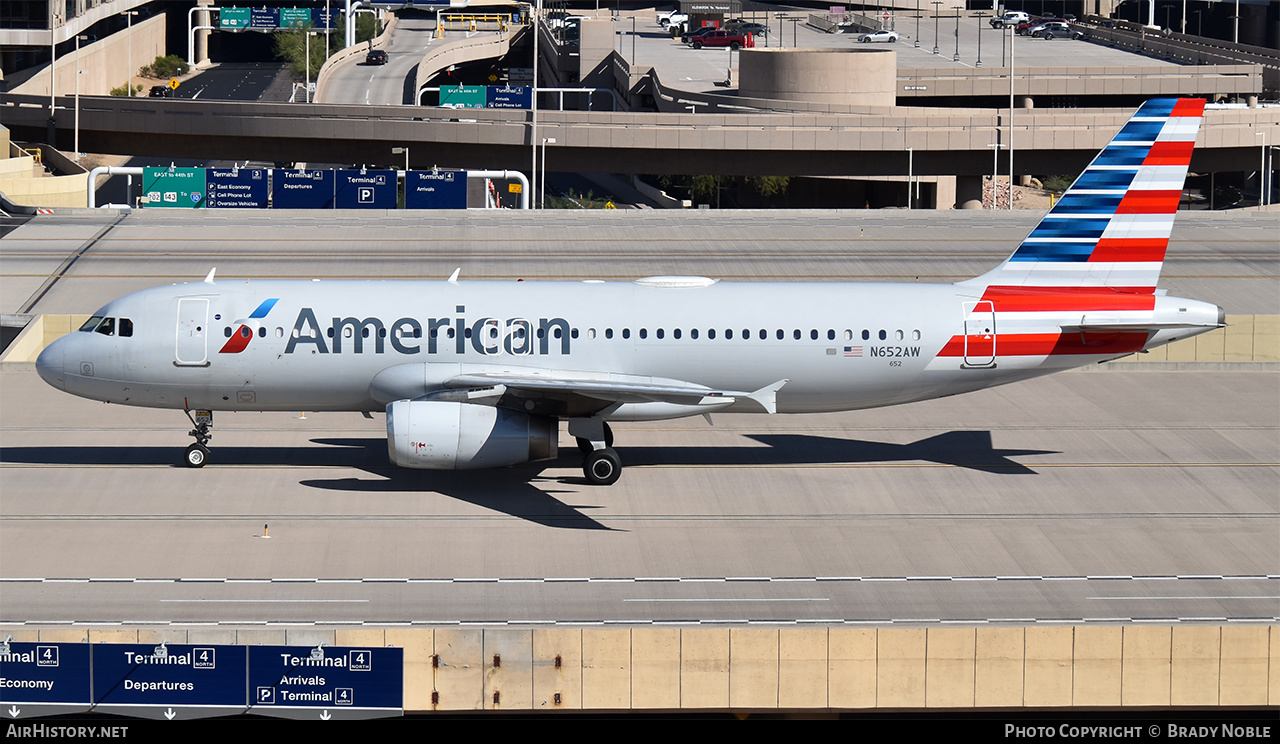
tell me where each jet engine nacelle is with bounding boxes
[386,400,558,469]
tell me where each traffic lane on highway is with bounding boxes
[320,16,439,105]
[171,62,294,101]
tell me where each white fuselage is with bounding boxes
[36,277,1221,418]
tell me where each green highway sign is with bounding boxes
[143,167,206,208]
[219,7,250,29]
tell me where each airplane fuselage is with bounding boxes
[37,277,1218,417]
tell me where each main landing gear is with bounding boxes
[571,420,621,486]
[183,409,213,468]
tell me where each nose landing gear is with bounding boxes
[183,409,214,468]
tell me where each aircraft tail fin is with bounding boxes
[963,98,1205,294]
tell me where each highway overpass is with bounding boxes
[3,92,1277,180]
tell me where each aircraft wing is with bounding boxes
[442,371,786,414]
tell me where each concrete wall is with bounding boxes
[10,13,166,99]
[740,48,896,108]
[0,625,1273,712]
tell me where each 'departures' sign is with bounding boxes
[91,644,248,720]
[405,170,467,209]
[271,169,335,209]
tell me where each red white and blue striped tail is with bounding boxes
[965,98,1204,293]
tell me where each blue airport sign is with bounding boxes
[336,169,397,209]
[272,169,336,209]
[92,644,248,719]
[314,8,338,29]
[206,167,268,208]
[247,646,403,720]
[0,643,92,717]
[405,170,467,209]
[486,85,532,109]
[250,7,280,29]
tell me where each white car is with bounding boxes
[857,30,899,43]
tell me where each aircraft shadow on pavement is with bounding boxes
[0,429,1050,473]
[622,430,1054,475]
[300,438,616,531]
[0,430,1048,527]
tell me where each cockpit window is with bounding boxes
[79,316,104,332]
[118,318,133,337]
[94,318,115,336]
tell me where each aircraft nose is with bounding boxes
[35,338,65,390]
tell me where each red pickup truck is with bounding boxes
[688,30,752,49]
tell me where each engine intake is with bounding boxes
[386,400,557,469]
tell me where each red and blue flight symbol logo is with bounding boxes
[217,298,279,354]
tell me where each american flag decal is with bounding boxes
[844,346,863,357]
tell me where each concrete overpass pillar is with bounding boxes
[196,0,214,66]
[956,174,983,209]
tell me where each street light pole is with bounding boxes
[906,147,913,210]
[1008,24,1015,209]
[1258,131,1267,210]
[121,11,138,96]
[975,12,985,68]
[914,0,921,48]
[952,8,960,63]
[304,31,318,102]
[931,1,941,55]
[532,0,541,208]
[540,137,555,209]
[74,34,87,160]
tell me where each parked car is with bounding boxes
[657,10,687,29]
[366,49,387,65]
[681,26,718,44]
[149,85,171,98]
[1030,21,1082,39]
[857,29,900,43]
[689,30,749,49]
[989,11,1029,29]
[727,21,768,36]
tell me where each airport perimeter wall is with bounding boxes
[6,314,1278,368]
[0,625,1274,712]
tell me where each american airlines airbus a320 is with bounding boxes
[36,99,1223,485]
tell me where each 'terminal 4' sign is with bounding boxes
[0,642,402,721]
